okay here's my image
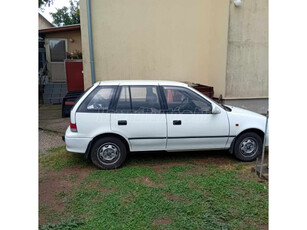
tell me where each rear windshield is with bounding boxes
[77,86,117,112]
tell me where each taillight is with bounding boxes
[70,122,77,132]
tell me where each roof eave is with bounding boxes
[39,24,80,34]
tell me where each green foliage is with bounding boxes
[67,50,82,60]
[39,0,54,9]
[40,217,83,230]
[40,146,89,170]
[50,0,80,26]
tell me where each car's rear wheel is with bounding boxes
[91,137,127,169]
[234,132,262,161]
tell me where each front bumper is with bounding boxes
[265,133,269,147]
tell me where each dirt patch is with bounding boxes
[152,217,172,226]
[183,167,206,175]
[131,176,163,187]
[39,165,93,225]
[259,224,268,230]
[188,181,197,189]
[194,155,235,166]
[163,192,184,201]
[236,164,261,182]
[218,164,237,171]
[149,165,168,174]
[89,182,116,194]
[139,162,188,175]
[121,192,138,205]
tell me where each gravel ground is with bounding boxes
[39,130,65,155]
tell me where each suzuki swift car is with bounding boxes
[64,80,268,170]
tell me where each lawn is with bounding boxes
[39,146,268,230]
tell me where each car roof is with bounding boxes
[98,80,188,87]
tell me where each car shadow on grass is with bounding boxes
[126,150,236,166]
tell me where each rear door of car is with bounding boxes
[110,85,167,151]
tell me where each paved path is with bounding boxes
[39,104,69,154]
[39,104,70,134]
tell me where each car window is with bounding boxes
[77,86,116,112]
[115,86,131,113]
[114,86,161,113]
[163,86,212,114]
[130,86,161,113]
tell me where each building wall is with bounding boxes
[44,30,82,54]
[44,30,82,83]
[225,0,268,99]
[39,13,54,29]
[80,0,230,95]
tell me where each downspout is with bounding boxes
[86,0,96,84]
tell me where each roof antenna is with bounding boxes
[219,94,223,105]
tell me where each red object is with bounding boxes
[235,124,239,126]
[65,60,84,91]
[65,101,75,105]
[167,89,173,102]
[190,83,214,98]
[70,123,77,132]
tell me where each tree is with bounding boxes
[39,0,54,8]
[50,0,80,26]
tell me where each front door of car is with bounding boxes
[162,86,229,151]
[110,86,167,151]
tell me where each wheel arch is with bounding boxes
[229,128,264,154]
[85,132,131,159]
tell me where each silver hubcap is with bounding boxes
[240,137,258,156]
[97,143,120,164]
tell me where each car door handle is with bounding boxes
[118,120,127,126]
[173,120,181,125]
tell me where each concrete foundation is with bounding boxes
[224,98,268,115]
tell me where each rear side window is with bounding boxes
[114,86,162,113]
[131,86,161,113]
[77,86,116,112]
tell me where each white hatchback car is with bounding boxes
[64,80,268,169]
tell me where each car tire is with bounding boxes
[234,132,262,162]
[91,137,127,170]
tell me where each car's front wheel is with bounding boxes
[91,137,127,169]
[234,132,262,161]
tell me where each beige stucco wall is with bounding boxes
[39,13,54,29]
[80,0,229,96]
[225,0,268,99]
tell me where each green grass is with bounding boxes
[40,146,90,170]
[40,218,84,230]
[40,149,268,230]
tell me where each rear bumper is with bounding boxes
[64,127,92,153]
[65,137,92,153]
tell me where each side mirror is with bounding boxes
[212,105,221,114]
